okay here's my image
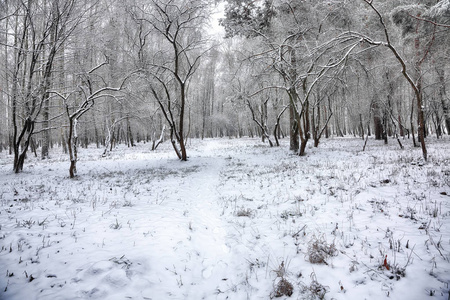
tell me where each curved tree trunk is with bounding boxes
[363,0,427,161]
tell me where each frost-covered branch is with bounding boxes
[362,0,427,161]
[407,13,450,28]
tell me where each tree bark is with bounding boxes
[436,66,450,134]
[289,89,299,151]
[67,117,77,178]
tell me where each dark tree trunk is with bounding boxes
[398,101,404,137]
[324,104,329,138]
[359,114,364,139]
[61,129,68,154]
[30,137,37,157]
[410,95,417,146]
[13,118,34,173]
[94,114,100,148]
[69,160,76,178]
[373,101,383,140]
[416,81,427,160]
[67,118,77,178]
[127,117,135,147]
[436,67,450,135]
[41,102,50,159]
[289,91,299,152]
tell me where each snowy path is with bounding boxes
[142,153,234,299]
[70,144,243,299]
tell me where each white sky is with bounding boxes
[208,2,226,36]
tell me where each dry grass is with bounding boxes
[306,235,338,264]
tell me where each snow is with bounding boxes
[0,137,449,299]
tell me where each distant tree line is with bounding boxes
[0,0,449,175]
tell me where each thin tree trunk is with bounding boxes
[397,95,404,137]
[288,47,300,152]
[324,103,329,138]
[436,67,450,134]
[289,91,299,151]
[179,84,187,161]
[67,118,76,178]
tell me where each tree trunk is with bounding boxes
[41,33,54,160]
[313,102,333,147]
[67,119,75,178]
[298,87,311,156]
[127,117,135,147]
[312,95,321,146]
[61,129,68,154]
[416,81,427,160]
[383,106,388,145]
[359,114,364,139]
[93,114,100,148]
[273,105,287,147]
[432,105,442,138]
[410,94,417,145]
[335,105,344,137]
[373,101,383,140]
[287,46,300,152]
[83,125,89,148]
[436,67,450,134]
[289,91,299,151]
[41,0,52,160]
[179,85,187,161]
[3,5,10,155]
[324,104,329,138]
[13,118,34,173]
[413,18,427,159]
[67,117,78,178]
[69,160,76,179]
[397,96,404,137]
[30,137,37,157]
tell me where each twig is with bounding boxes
[407,13,450,28]
[292,225,307,238]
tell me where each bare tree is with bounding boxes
[52,61,132,178]
[133,0,210,161]
[6,0,83,173]
[361,0,428,160]
[246,96,274,147]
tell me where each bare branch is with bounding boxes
[407,13,450,28]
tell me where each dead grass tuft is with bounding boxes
[236,207,253,217]
[271,277,294,298]
[300,272,329,299]
[307,235,338,264]
[270,261,294,298]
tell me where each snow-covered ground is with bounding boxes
[0,137,449,300]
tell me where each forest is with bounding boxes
[0,0,449,174]
[0,0,450,299]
